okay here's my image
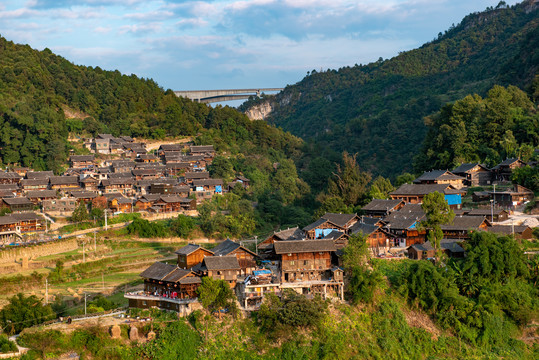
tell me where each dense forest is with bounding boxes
[241,0,539,179]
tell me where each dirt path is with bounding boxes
[143,137,193,152]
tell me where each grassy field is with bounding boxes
[0,237,187,311]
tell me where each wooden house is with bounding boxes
[199,256,241,287]
[100,178,135,195]
[349,222,395,249]
[440,216,491,240]
[184,171,210,184]
[492,158,526,182]
[259,227,305,255]
[491,185,534,208]
[49,176,80,191]
[79,176,99,191]
[389,183,464,208]
[362,199,405,217]
[1,197,34,212]
[25,171,53,180]
[303,213,359,239]
[465,208,509,222]
[42,198,78,215]
[452,163,492,186]
[487,225,534,240]
[109,197,133,213]
[20,179,49,192]
[381,204,426,247]
[175,244,214,269]
[158,144,185,158]
[413,170,466,189]
[135,262,202,309]
[192,179,223,196]
[136,154,159,163]
[0,172,21,185]
[134,194,160,211]
[0,212,43,234]
[211,239,257,274]
[70,155,95,169]
[165,162,191,177]
[408,240,465,260]
[273,239,336,283]
[153,195,188,212]
[26,190,57,204]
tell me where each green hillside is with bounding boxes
[241,1,539,179]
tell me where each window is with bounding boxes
[303,260,308,266]
[290,261,295,265]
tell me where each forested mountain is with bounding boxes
[241,0,539,179]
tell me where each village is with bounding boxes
[0,133,536,316]
[125,156,538,314]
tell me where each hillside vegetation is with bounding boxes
[241,1,539,179]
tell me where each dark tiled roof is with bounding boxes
[440,216,489,231]
[466,208,507,216]
[159,144,184,151]
[203,256,240,270]
[0,172,21,180]
[69,191,98,199]
[26,190,56,198]
[274,239,336,254]
[362,199,403,212]
[321,213,358,227]
[488,225,531,235]
[303,218,329,231]
[185,171,210,180]
[322,230,346,240]
[349,222,379,236]
[192,179,223,187]
[162,268,193,283]
[2,197,32,205]
[108,172,135,179]
[452,163,489,174]
[139,261,176,280]
[190,145,214,153]
[26,171,54,179]
[175,243,211,256]
[50,176,79,185]
[497,158,522,167]
[180,277,202,284]
[212,239,242,256]
[21,179,49,186]
[390,183,451,196]
[272,227,305,241]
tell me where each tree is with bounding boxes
[171,214,196,238]
[197,277,238,317]
[368,176,395,199]
[342,233,383,304]
[70,201,89,222]
[419,192,455,262]
[327,152,371,206]
[0,293,56,334]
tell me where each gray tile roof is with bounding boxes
[139,262,176,280]
[349,222,379,236]
[440,216,489,231]
[321,213,358,227]
[272,227,305,241]
[273,239,336,254]
[362,199,403,212]
[390,183,451,196]
[203,256,240,270]
[175,243,213,256]
[162,268,194,283]
[26,171,54,179]
[211,239,256,257]
[487,225,531,235]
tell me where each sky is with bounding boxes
[0,0,521,94]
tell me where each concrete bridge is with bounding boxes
[174,88,283,104]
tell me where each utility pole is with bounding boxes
[45,278,48,304]
[105,209,108,230]
[83,241,85,263]
[84,293,87,315]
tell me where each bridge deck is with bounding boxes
[174,88,283,103]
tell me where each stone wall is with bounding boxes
[0,238,78,265]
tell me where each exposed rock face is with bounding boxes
[110,325,121,339]
[244,100,274,120]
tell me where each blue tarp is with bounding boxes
[215,185,222,193]
[315,228,337,238]
[253,270,272,276]
[445,194,462,206]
